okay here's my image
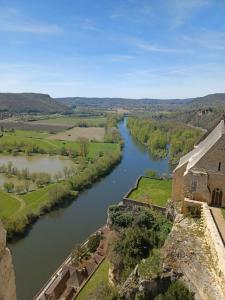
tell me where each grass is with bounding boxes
[12,130,50,139]
[0,189,21,218]
[221,208,225,220]
[0,183,62,221]
[128,177,172,207]
[33,116,107,127]
[0,132,119,158]
[20,183,60,216]
[76,259,109,300]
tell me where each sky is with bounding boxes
[0,0,225,99]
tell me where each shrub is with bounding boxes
[87,233,101,253]
[155,280,194,300]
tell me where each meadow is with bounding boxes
[0,130,119,158]
[128,177,172,207]
[32,116,107,127]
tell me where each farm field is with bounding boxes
[32,116,107,127]
[0,120,69,132]
[48,127,105,141]
[0,130,119,158]
[128,177,172,207]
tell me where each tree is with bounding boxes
[144,169,159,179]
[71,245,86,267]
[78,137,89,158]
[48,184,70,204]
[155,280,194,300]
[24,180,31,193]
[6,161,13,175]
[87,233,101,253]
[15,184,24,195]
[3,182,14,193]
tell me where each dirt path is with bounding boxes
[11,194,26,217]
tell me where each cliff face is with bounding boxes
[0,221,17,300]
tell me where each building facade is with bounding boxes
[172,119,225,208]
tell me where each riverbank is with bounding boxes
[2,149,121,240]
[9,119,171,300]
[1,115,122,240]
[33,225,110,300]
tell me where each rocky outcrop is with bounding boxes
[0,221,17,300]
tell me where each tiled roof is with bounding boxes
[174,119,225,173]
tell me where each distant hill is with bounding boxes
[0,93,70,114]
[187,93,225,109]
[55,96,190,108]
[56,93,225,110]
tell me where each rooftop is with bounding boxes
[174,119,225,173]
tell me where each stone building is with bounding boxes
[172,118,225,207]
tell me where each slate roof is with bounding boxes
[174,119,225,173]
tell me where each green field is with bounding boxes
[0,131,119,158]
[20,183,61,216]
[128,177,172,207]
[0,190,21,218]
[76,259,109,300]
[0,183,64,221]
[33,116,107,127]
[12,130,50,139]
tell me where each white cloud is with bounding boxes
[184,30,225,51]
[0,6,62,34]
[137,42,191,53]
[168,0,211,27]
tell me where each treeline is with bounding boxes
[104,114,124,145]
[4,144,122,239]
[127,117,202,165]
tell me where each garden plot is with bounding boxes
[48,127,105,141]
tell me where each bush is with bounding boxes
[87,233,101,253]
[139,249,162,279]
[155,280,194,300]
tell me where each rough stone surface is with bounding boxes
[0,221,17,300]
[163,215,225,300]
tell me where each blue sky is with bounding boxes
[0,0,225,98]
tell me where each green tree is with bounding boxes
[155,280,194,300]
[3,182,14,193]
[78,137,89,158]
[87,233,101,253]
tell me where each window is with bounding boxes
[218,162,221,171]
[191,177,197,192]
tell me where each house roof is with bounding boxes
[174,119,225,173]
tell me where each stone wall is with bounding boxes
[172,163,187,201]
[183,198,225,292]
[0,221,17,300]
[201,203,225,285]
[123,176,167,214]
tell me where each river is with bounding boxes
[9,119,170,300]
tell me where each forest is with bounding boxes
[127,117,202,165]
